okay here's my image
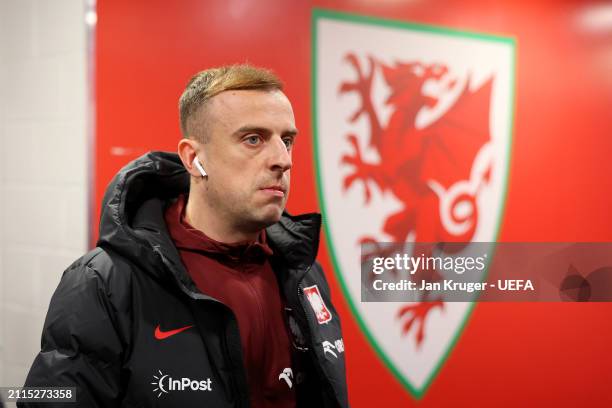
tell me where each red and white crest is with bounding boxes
[312,9,515,398]
[304,285,332,324]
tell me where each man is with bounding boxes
[22,65,348,407]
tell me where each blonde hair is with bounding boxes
[178,64,283,140]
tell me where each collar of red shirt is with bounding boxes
[165,194,274,264]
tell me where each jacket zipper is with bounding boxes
[220,316,247,408]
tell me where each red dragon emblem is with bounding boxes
[339,54,494,346]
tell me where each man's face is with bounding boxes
[196,89,297,232]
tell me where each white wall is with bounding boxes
[0,0,89,396]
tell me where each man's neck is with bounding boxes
[184,193,259,244]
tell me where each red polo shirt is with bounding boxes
[164,195,295,408]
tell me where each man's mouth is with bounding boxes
[261,185,286,197]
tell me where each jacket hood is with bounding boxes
[97,151,321,294]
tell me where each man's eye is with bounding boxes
[245,135,261,145]
[282,137,294,149]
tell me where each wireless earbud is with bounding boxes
[192,156,207,177]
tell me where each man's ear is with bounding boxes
[177,138,203,178]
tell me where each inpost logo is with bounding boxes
[152,370,213,398]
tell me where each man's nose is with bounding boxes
[269,136,292,173]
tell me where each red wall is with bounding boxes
[96,1,612,406]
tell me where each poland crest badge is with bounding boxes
[312,9,515,397]
[304,285,333,324]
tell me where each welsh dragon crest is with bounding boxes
[339,54,493,346]
[313,10,514,395]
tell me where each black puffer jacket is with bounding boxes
[22,152,348,407]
